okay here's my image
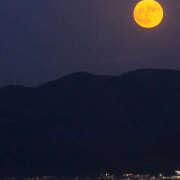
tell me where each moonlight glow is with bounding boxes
[133,0,163,28]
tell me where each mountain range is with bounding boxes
[0,69,180,175]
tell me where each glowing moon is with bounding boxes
[133,0,163,28]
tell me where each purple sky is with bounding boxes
[0,0,180,86]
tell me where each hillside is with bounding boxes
[0,69,180,175]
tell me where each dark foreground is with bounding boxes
[0,69,180,175]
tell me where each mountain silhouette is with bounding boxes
[0,69,180,175]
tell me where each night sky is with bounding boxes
[0,0,180,86]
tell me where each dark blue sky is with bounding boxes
[0,0,180,86]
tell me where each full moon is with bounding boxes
[133,0,163,28]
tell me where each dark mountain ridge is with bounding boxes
[0,69,180,175]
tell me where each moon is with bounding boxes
[133,0,163,28]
